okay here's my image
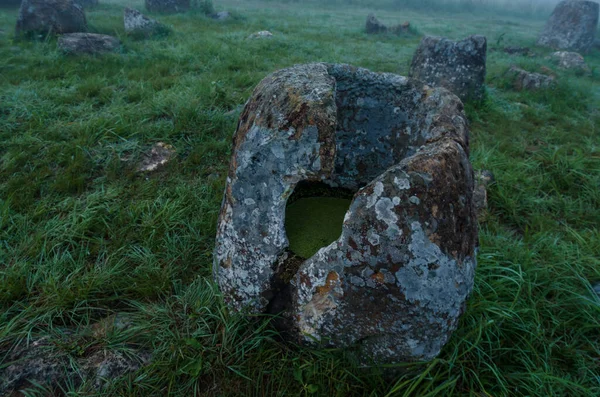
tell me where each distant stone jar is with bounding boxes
[15,0,87,37]
[214,63,478,364]
[409,35,487,102]
[537,0,599,54]
[145,0,189,14]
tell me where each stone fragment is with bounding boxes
[549,51,590,73]
[15,0,87,37]
[409,35,487,102]
[506,66,555,91]
[145,0,189,14]
[502,46,533,56]
[124,7,167,37]
[137,142,175,172]
[214,63,477,364]
[58,32,121,54]
[247,30,273,39]
[537,0,599,54]
[210,11,230,21]
[474,170,494,221]
[365,13,410,34]
[0,337,150,394]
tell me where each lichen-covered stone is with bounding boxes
[124,7,167,38]
[549,51,590,73]
[537,0,599,54]
[145,0,189,14]
[409,35,487,102]
[214,63,477,363]
[58,32,121,54]
[506,66,555,91]
[15,0,87,37]
[365,13,409,35]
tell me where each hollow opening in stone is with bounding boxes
[285,181,354,259]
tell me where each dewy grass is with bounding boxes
[0,0,599,395]
[285,197,352,258]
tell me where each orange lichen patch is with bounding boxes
[315,271,340,294]
[371,272,385,285]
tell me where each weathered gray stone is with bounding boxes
[15,0,87,37]
[409,35,487,102]
[124,7,167,37]
[365,13,410,35]
[58,32,121,54]
[506,66,555,91]
[549,51,590,73]
[537,0,599,54]
[145,0,189,14]
[214,63,477,364]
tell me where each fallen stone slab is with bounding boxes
[214,63,477,364]
[145,0,189,14]
[0,337,151,395]
[15,0,87,37]
[537,0,599,54]
[124,7,168,38]
[365,13,410,35]
[58,33,121,54]
[409,35,487,102]
[506,66,555,91]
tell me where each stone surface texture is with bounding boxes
[537,0,599,53]
[549,51,590,72]
[214,63,478,363]
[124,7,165,37]
[58,32,121,54]
[15,0,87,37]
[145,0,189,14]
[506,66,555,90]
[409,35,487,102]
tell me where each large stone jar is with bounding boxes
[214,63,478,364]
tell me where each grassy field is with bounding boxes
[1,0,600,395]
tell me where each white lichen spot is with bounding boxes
[393,176,411,190]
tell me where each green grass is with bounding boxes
[1,0,600,395]
[285,197,352,259]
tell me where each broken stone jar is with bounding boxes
[214,63,478,364]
